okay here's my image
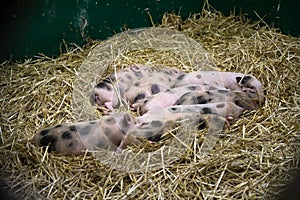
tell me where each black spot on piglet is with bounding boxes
[202,107,212,114]
[80,126,92,135]
[62,131,72,140]
[236,76,252,84]
[105,117,116,125]
[151,84,160,94]
[234,100,244,108]
[54,124,62,128]
[134,93,146,102]
[188,85,197,90]
[177,74,185,80]
[218,90,228,94]
[197,96,209,104]
[69,126,77,132]
[146,131,154,137]
[40,135,57,152]
[40,129,49,136]
[96,80,112,91]
[148,134,162,142]
[151,120,163,128]
[169,107,180,112]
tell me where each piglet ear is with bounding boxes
[236,76,253,84]
[236,77,242,83]
[90,91,96,106]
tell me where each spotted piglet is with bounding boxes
[174,71,264,104]
[130,105,231,142]
[33,113,142,155]
[33,65,265,155]
[33,109,229,154]
[90,65,184,112]
[90,64,151,111]
[131,84,222,114]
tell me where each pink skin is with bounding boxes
[132,92,178,113]
[131,84,222,114]
[163,67,184,76]
[91,68,264,113]
[175,71,263,92]
[112,64,151,86]
[34,65,265,155]
[33,113,139,155]
[91,85,119,111]
[124,68,185,104]
[175,71,264,105]
[136,102,244,126]
[90,64,152,111]
[90,65,185,112]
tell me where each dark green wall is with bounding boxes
[210,0,300,37]
[1,0,299,62]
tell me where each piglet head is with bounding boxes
[90,79,120,111]
[236,75,265,106]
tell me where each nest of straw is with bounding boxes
[1,6,299,200]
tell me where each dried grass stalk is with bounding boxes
[0,6,299,200]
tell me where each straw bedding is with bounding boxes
[1,6,299,200]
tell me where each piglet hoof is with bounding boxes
[114,147,123,155]
[225,116,235,125]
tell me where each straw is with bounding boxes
[0,5,299,200]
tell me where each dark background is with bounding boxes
[1,0,299,62]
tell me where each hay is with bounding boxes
[1,6,300,200]
[72,27,216,122]
[71,27,222,172]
